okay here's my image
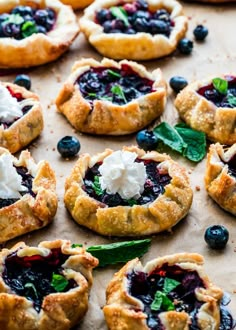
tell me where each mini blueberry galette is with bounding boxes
[0,0,79,68]
[175,75,236,145]
[55,58,167,135]
[79,0,188,60]
[0,239,98,330]
[205,143,236,216]
[0,147,57,243]
[64,146,193,236]
[0,82,43,153]
[103,253,234,330]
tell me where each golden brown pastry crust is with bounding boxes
[0,147,58,243]
[205,143,236,215]
[79,0,188,60]
[103,253,223,330]
[174,74,236,145]
[0,0,79,68]
[0,239,98,330]
[55,58,167,135]
[64,146,193,236]
[60,0,94,10]
[0,82,43,153]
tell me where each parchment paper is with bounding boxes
[1,3,236,329]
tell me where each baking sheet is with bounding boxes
[1,2,236,329]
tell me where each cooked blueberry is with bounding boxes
[204,225,229,249]
[34,9,49,25]
[11,5,33,17]
[136,130,159,151]
[177,38,193,55]
[0,13,10,23]
[169,76,188,93]
[220,307,235,330]
[46,8,56,20]
[57,136,81,158]
[14,74,31,90]
[150,19,170,35]
[37,25,47,34]
[103,21,113,33]
[134,17,149,32]
[136,0,148,10]
[193,25,208,41]
[2,22,21,38]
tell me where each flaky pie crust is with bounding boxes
[0,0,79,68]
[0,239,98,330]
[55,58,167,135]
[60,0,94,10]
[174,74,236,145]
[64,146,193,236]
[0,147,58,243]
[103,253,223,330]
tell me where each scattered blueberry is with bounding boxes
[204,225,229,249]
[193,25,208,41]
[136,129,159,151]
[14,74,31,90]
[177,38,193,55]
[169,76,188,93]
[57,136,80,158]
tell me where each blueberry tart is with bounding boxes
[60,0,94,10]
[0,239,98,330]
[64,146,193,236]
[79,0,188,60]
[55,58,167,135]
[205,143,236,216]
[0,0,79,68]
[175,74,236,145]
[104,253,231,330]
[0,82,43,153]
[0,147,57,243]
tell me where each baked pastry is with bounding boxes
[0,147,57,243]
[0,0,79,68]
[55,58,167,135]
[103,253,229,330]
[205,143,236,215]
[0,239,98,330]
[60,0,94,10]
[79,0,188,60]
[64,146,193,236]
[174,74,236,145]
[0,82,43,153]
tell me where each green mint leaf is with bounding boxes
[51,273,69,292]
[163,278,181,294]
[87,239,151,267]
[92,176,103,196]
[212,77,228,95]
[228,93,236,107]
[71,243,83,248]
[111,84,127,103]
[22,21,37,38]
[107,69,121,78]
[126,198,137,206]
[151,291,163,311]
[5,14,24,25]
[161,293,175,311]
[110,7,129,27]
[87,93,97,97]
[153,122,187,153]
[24,282,38,298]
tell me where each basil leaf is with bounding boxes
[51,273,69,292]
[108,69,121,78]
[24,282,38,298]
[22,21,37,38]
[212,77,228,95]
[110,7,129,27]
[87,239,151,267]
[71,243,83,248]
[92,176,103,196]
[151,291,163,311]
[111,84,127,103]
[163,278,180,294]
[228,93,236,107]
[5,14,24,25]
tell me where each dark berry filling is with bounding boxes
[0,6,56,40]
[227,153,236,178]
[3,248,76,312]
[197,75,236,108]
[95,0,174,36]
[82,159,171,207]
[77,64,154,106]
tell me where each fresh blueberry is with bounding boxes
[169,76,188,93]
[177,38,193,55]
[11,5,33,17]
[57,136,81,158]
[136,130,159,151]
[204,225,229,249]
[193,25,208,41]
[14,74,31,90]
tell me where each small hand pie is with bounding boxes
[60,0,94,10]
[174,74,236,145]
[104,253,230,330]
[55,58,167,135]
[0,147,58,243]
[205,143,236,215]
[0,0,79,68]
[0,239,98,330]
[79,0,188,60]
[64,146,193,236]
[0,82,43,153]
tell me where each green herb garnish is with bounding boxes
[126,198,138,206]
[71,243,83,248]
[163,278,181,294]
[92,176,103,196]
[110,7,129,27]
[151,278,180,311]
[51,273,69,292]
[24,282,38,298]
[228,93,236,107]
[111,84,127,103]
[87,93,112,102]
[108,69,121,78]
[21,21,37,38]
[212,77,228,95]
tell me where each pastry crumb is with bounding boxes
[195,185,201,191]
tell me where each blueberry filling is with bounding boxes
[77,64,154,106]
[226,153,236,178]
[83,159,171,207]
[95,1,174,36]
[2,248,76,312]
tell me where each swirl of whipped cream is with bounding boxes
[99,150,146,200]
[0,153,27,198]
[0,84,23,124]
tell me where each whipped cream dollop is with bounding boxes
[0,153,27,198]
[99,150,146,200]
[0,84,23,123]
